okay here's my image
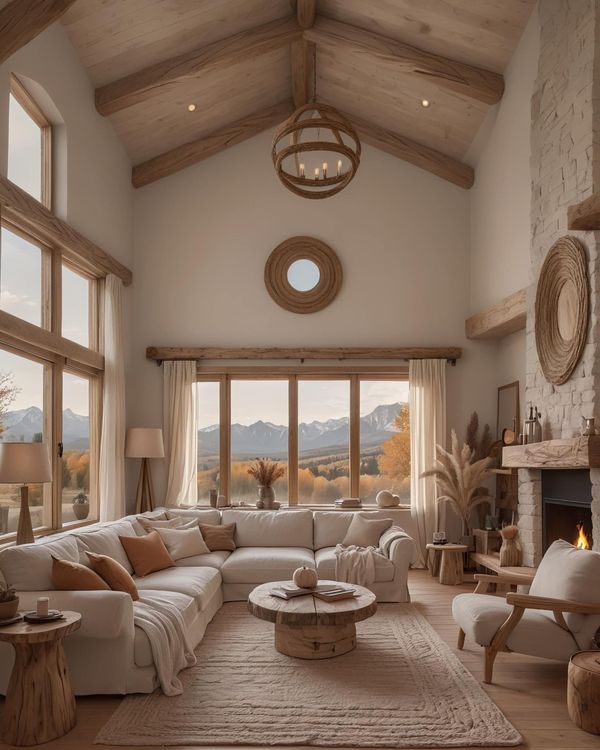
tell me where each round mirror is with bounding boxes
[287,259,321,292]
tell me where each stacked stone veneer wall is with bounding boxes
[520,0,600,564]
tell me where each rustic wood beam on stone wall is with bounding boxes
[0,176,132,285]
[95,17,302,116]
[304,17,504,105]
[568,193,600,230]
[0,0,76,65]
[146,346,463,362]
[503,436,600,469]
[465,288,527,340]
[132,100,295,188]
[348,113,474,189]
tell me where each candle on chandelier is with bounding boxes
[323,162,328,178]
[299,163,305,178]
[337,159,342,177]
[314,167,320,180]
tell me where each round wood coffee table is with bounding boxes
[248,581,377,660]
[0,611,81,746]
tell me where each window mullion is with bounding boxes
[50,359,62,530]
[350,375,360,497]
[288,375,298,505]
[220,375,231,502]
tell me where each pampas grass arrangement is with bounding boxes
[247,458,285,487]
[421,429,494,535]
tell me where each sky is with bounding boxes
[197,379,409,428]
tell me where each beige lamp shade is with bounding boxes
[0,442,52,484]
[125,428,165,459]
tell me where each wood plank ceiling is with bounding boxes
[60,0,535,188]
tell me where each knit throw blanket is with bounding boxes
[133,593,197,696]
[335,526,410,585]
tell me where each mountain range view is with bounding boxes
[0,402,406,455]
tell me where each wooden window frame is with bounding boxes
[196,366,409,506]
[10,74,52,211]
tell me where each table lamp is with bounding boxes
[0,442,52,544]
[125,428,165,513]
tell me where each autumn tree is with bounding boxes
[0,371,19,434]
[378,405,410,480]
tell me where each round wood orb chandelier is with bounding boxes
[265,236,342,313]
[272,103,361,199]
[535,235,589,385]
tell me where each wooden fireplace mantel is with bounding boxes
[502,436,600,470]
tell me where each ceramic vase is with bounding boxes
[258,485,275,510]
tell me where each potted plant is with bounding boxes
[247,459,285,510]
[72,491,90,520]
[0,584,19,621]
[421,430,494,550]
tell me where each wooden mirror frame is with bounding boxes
[497,381,520,442]
[265,236,342,314]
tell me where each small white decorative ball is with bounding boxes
[391,494,401,507]
[376,490,394,508]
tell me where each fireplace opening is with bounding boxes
[542,470,593,552]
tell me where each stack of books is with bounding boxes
[271,583,356,601]
[334,497,362,509]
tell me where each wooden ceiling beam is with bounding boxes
[132,100,295,188]
[465,289,527,340]
[291,0,316,108]
[304,17,504,106]
[347,113,474,189]
[0,0,76,65]
[297,0,317,29]
[96,17,302,117]
[147,346,463,362]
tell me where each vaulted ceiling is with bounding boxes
[60,0,535,188]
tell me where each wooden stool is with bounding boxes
[426,544,468,585]
[0,611,81,746]
[568,651,600,735]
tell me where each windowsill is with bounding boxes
[0,517,99,550]
[192,503,411,511]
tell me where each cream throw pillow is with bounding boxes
[155,526,210,560]
[342,514,392,548]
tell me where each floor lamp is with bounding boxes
[125,428,165,513]
[0,442,52,544]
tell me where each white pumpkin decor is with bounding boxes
[391,494,401,507]
[376,490,395,508]
[293,566,318,589]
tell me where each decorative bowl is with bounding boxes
[0,597,19,621]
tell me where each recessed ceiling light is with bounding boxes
[187,103,196,112]
[421,99,430,108]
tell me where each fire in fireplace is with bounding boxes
[542,470,593,552]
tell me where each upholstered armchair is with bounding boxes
[452,540,600,683]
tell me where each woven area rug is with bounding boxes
[95,602,522,747]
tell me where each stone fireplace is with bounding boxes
[541,470,592,552]
[515,0,600,565]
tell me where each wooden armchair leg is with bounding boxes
[482,605,525,684]
[484,646,496,683]
[457,628,465,650]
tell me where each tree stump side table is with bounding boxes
[426,543,468,585]
[568,651,600,735]
[0,611,81,746]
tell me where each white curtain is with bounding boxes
[99,275,126,522]
[409,359,446,568]
[163,361,198,506]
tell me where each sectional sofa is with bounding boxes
[0,508,415,695]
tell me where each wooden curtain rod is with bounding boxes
[146,346,462,365]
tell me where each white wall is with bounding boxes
[466,6,540,416]
[130,131,499,503]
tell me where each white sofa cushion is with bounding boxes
[166,509,221,525]
[221,510,313,548]
[342,514,392,547]
[452,592,577,661]
[75,521,138,574]
[313,511,396,550]
[315,547,395,582]
[220,546,315,583]
[529,540,600,632]
[155,526,210,560]
[134,566,221,610]
[0,535,80,591]
[133,590,196,667]
[175,551,231,569]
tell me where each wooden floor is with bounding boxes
[0,570,597,750]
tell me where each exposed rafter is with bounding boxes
[0,0,76,65]
[96,18,302,116]
[304,17,504,105]
[132,101,295,188]
[348,114,474,189]
[296,0,317,30]
[291,0,316,108]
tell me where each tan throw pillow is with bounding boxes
[51,556,110,592]
[199,523,236,551]
[119,531,175,577]
[342,514,393,548]
[86,551,140,601]
[155,526,210,560]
